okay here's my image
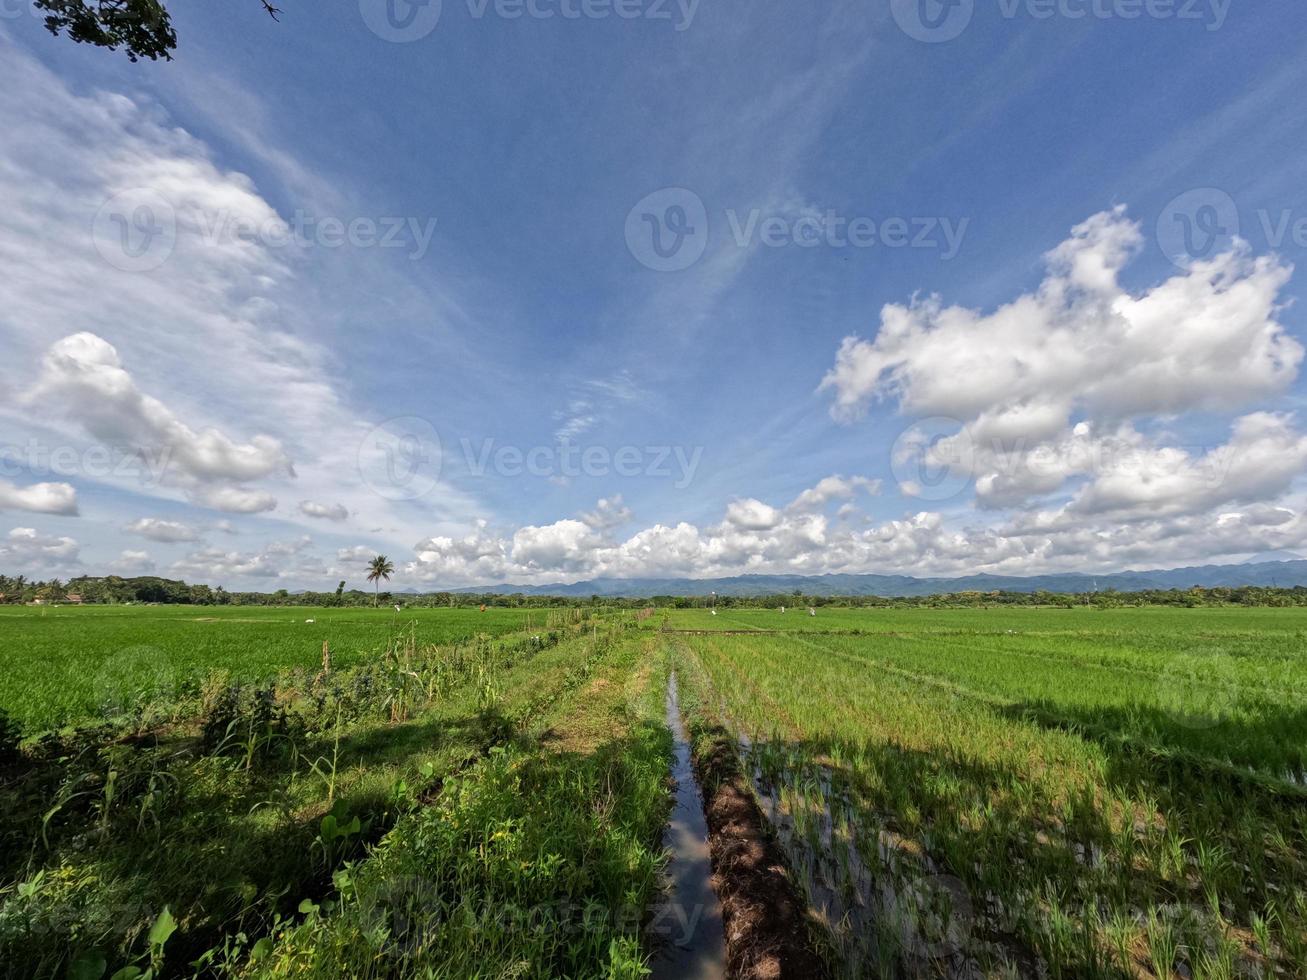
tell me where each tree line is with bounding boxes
[4,573,1307,609]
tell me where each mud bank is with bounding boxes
[692,723,829,980]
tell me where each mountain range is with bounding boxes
[437,558,1307,598]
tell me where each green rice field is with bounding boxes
[0,605,533,730]
[1,604,1304,978]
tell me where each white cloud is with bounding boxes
[27,333,291,513]
[192,485,279,514]
[820,208,1298,428]
[299,500,349,521]
[171,547,278,580]
[108,549,156,575]
[1066,413,1307,520]
[788,475,880,512]
[724,498,782,531]
[0,479,78,515]
[579,495,632,531]
[820,208,1307,521]
[263,535,314,557]
[338,544,381,564]
[0,41,482,552]
[125,518,201,542]
[0,527,80,570]
[511,520,600,572]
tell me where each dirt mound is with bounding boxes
[694,727,828,980]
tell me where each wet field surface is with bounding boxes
[649,673,726,980]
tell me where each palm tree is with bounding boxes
[366,556,394,607]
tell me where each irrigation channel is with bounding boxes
[650,673,727,979]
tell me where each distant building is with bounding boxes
[65,593,85,605]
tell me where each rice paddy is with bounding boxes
[669,606,1307,977]
[1,603,1304,978]
[0,605,532,730]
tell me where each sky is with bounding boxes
[2,0,1307,590]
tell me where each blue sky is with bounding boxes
[2,0,1306,589]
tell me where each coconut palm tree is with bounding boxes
[366,555,394,607]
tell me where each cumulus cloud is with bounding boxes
[821,208,1298,426]
[724,498,783,531]
[299,500,349,521]
[402,476,915,586]
[125,518,201,543]
[0,527,80,569]
[26,333,291,513]
[788,475,880,512]
[338,544,381,564]
[820,207,1306,518]
[579,495,632,531]
[192,485,279,514]
[0,479,78,515]
[171,547,279,580]
[1065,413,1307,520]
[108,549,156,574]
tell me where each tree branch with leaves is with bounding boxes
[34,0,280,62]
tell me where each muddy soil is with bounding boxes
[693,724,829,980]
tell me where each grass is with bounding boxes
[4,603,1306,978]
[0,605,535,731]
[669,610,1307,979]
[231,635,671,979]
[0,611,661,979]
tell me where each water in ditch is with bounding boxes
[648,672,726,980]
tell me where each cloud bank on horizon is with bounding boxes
[2,8,1306,590]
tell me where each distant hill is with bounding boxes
[445,559,1307,598]
[1242,550,1304,564]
